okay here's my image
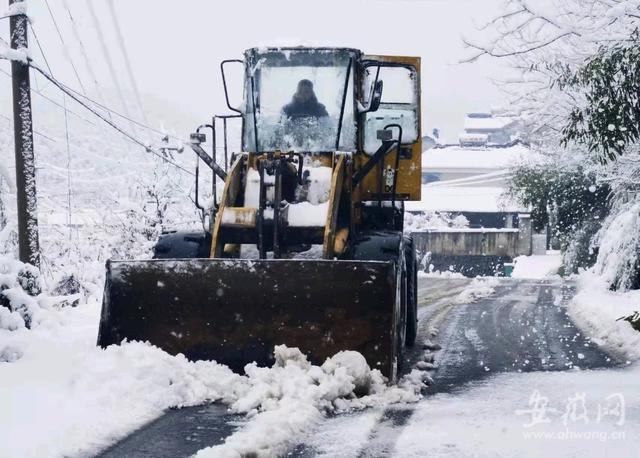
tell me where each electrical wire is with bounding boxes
[0,65,98,127]
[106,0,148,124]
[31,62,194,176]
[61,0,110,117]
[0,111,59,143]
[49,73,187,143]
[85,0,137,135]
[43,0,86,95]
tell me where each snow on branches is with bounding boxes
[464,0,640,141]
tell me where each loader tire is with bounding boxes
[404,236,418,347]
[153,230,212,259]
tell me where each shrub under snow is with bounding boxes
[592,200,640,291]
[0,255,43,331]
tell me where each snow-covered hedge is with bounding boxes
[592,199,640,291]
[0,254,43,330]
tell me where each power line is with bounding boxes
[2,66,182,161]
[30,62,194,176]
[85,0,138,136]
[54,77,186,143]
[43,0,86,95]
[1,68,178,169]
[0,66,96,126]
[0,111,59,143]
[106,0,148,124]
[61,0,109,115]
[27,23,53,76]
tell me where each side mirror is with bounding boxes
[362,80,383,114]
[220,59,244,114]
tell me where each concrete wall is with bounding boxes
[412,229,524,277]
[517,214,533,256]
[412,230,520,258]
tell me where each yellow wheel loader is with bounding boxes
[98,47,422,381]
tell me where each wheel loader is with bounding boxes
[98,47,422,381]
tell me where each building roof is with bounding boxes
[423,143,530,171]
[406,185,527,213]
[464,115,515,132]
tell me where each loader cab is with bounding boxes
[221,48,421,162]
[240,47,360,153]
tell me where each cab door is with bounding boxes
[357,55,422,201]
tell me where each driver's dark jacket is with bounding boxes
[282,100,329,119]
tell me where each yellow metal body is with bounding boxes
[356,55,422,203]
[210,53,422,259]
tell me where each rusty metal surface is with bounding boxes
[98,259,398,377]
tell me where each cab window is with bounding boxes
[362,64,419,154]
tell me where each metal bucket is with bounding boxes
[98,258,400,378]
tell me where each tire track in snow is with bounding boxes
[343,278,617,458]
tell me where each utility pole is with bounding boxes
[10,0,40,268]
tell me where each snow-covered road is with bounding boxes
[99,277,635,457]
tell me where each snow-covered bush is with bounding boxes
[404,211,469,232]
[592,199,640,291]
[508,160,609,273]
[0,254,43,330]
[562,219,601,274]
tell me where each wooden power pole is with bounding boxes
[9,0,40,268]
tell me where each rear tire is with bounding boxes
[404,236,418,347]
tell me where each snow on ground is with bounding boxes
[0,253,426,458]
[194,350,423,458]
[0,294,243,458]
[453,276,499,303]
[418,270,466,280]
[512,251,562,279]
[301,363,640,457]
[567,272,640,363]
[393,363,640,457]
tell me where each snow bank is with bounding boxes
[567,272,640,362]
[511,251,562,279]
[1,281,423,458]
[194,347,422,458]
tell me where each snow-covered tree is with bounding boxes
[473,0,640,289]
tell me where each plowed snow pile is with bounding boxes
[568,272,640,362]
[0,254,423,458]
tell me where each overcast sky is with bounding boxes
[2,0,509,144]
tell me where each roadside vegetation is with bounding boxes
[468,0,640,292]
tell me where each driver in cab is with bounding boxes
[282,79,329,119]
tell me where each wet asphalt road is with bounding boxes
[98,277,619,458]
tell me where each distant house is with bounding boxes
[463,112,517,146]
[409,112,531,230]
[419,142,529,187]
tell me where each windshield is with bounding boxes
[243,48,358,153]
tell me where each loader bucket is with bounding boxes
[97,259,400,379]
